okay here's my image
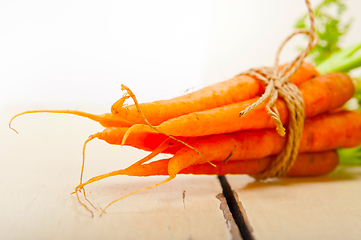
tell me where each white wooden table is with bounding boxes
[1,108,361,240]
[227,167,361,240]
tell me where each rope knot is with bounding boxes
[240,0,317,179]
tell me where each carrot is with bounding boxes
[278,62,319,85]
[92,127,185,155]
[96,127,171,152]
[87,151,338,177]
[125,72,354,137]
[110,62,318,126]
[182,150,339,177]
[285,151,339,177]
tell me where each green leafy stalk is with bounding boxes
[317,41,361,74]
[295,0,353,66]
[353,76,361,107]
[338,146,361,165]
[295,0,361,75]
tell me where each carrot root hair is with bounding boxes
[121,124,155,146]
[74,188,94,217]
[100,176,175,216]
[8,109,132,132]
[80,133,102,185]
[73,138,174,215]
[76,138,172,190]
[71,132,102,217]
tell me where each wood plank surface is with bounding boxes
[227,168,361,240]
[0,109,237,240]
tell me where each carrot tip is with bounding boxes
[9,114,21,134]
[100,176,175,214]
[9,125,19,134]
[75,188,94,218]
[9,109,127,129]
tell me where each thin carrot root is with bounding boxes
[80,133,102,184]
[72,134,102,216]
[100,176,175,216]
[76,139,173,190]
[74,139,175,214]
[75,189,94,217]
[8,109,133,130]
[126,138,174,167]
[82,188,98,211]
[121,124,156,146]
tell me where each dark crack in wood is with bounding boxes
[218,176,255,240]
[216,193,243,240]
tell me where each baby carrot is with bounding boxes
[95,127,171,152]
[125,72,354,137]
[278,62,319,85]
[110,62,318,126]
[91,150,338,177]
[182,150,339,177]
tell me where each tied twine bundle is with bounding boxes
[240,0,318,179]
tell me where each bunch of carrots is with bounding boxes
[10,61,361,214]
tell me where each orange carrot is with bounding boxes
[285,151,339,177]
[182,150,339,177]
[110,62,318,126]
[96,127,170,152]
[278,62,319,85]
[92,151,338,177]
[125,72,354,137]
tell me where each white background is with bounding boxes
[1,0,360,113]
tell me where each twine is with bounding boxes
[240,0,318,179]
